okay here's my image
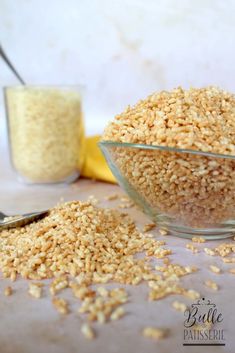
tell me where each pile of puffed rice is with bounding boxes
[102,87,235,228]
[0,197,235,340]
[0,198,201,340]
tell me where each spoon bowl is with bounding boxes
[0,210,48,230]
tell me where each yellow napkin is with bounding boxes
[81,135,117,183]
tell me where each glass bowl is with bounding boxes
[99,141,235,240]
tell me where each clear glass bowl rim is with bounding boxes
[99,141,235,160]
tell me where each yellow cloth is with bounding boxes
[81,135,117,183]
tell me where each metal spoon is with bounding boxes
[0,43,25,84]
[0,210,49,230]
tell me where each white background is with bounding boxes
[1,0,235,152]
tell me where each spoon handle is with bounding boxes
[0,44,25,85]
[0,211,7,220]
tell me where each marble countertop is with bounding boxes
[0,152,233,353]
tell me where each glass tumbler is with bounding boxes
[4,86,85,184]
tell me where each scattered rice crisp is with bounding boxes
[50,276,68,296]
[191,237,206,243]
[96,287,109,298]
[4,286,13,296]
[214,243,235,257]
[10,271,17,282]
[52,297,69,314]
[78,287,128,323]
[223,257,235,263]
[209,265,221,274]
[118,201,135,209]
[172,301,187,312]
[143,223,156,233]
[204,280,219,290]
[28,282,43,299]
[70,283,95,300]
[142,327,168,340]
[105,194,119,201]
[186,244,198,253]
[204,248,216,256]
[159,228,168,236]
[110,307,125,321]
[81,323,95,340]
[184,289,200,300]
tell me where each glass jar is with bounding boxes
[4,86,85,184]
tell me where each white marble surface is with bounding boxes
[1,0,235,143]
[0,155,234,353]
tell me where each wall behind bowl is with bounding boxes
[0,0,235,150]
